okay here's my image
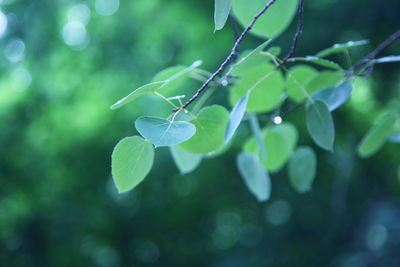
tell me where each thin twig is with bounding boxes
[279,0,305,67]
[173,0,279,112]
[346,29,400,77]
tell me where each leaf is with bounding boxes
[110,60,202,110]
[249,114,267,162]
[311,81,353,111]
[237,153,271,202]
[110,81,164,110]
[306,100,335,151]
[244,123,298,172]
[306,71,343,96]
[214,0,232,31]
[170,146,202,174]
[357,112,397,157]
[373,56,400,64]
[316,40,369,58]
[135,116,196,147]
[179,105,229,154]
[232,0,298,39]
[288,56,342,70]
[288,146,317,193]
[285,65,318,102]
[228,40,272,75]
[111,136,154,193]
[225,92,249,143]
[229,63,284,113]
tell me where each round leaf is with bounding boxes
[232,0,298,39]
[179,105,229,154]
[170,146,202,174]
[135,116,196,147]
[111,136,154,193]
[286,65,318,102]
[288,146,317,193]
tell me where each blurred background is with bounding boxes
[0,0,400,266]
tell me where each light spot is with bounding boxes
[62,21,89,49]
[273,116,282,124]
[265,200,292,225]
[4,38,25,62]
[95,0,119,17]
[366,224,388,250]
[11,67,31,91]
[68,4,91,25]
[0,10,8,37]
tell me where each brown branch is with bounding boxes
[173,0,279,112]
[346,29,400,77]
[279,0,305,67]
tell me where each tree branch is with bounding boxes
[173,0,279,112]
[279,0,305,66]
[346,28,400,77]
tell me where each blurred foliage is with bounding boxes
[0,0,399,266]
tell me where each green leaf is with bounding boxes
[237,153,271,202]
[229,63,284,113]
[179,105,229,154]
[306,100,335,151]
[357,112,397,157]
[316,40,369,58]
[249,114,267,161]
[285,65,318,102]
[311,81,353,111]
[228,40,272,75]
[244,123,298,172]
[288,56,342,70]
[110,81,164,110]
[267,46,281,57]
[135,116,196,147]
[111,60,202,110]
[170,146,202,174]
[225,92,249,143]
[214,0,232,31]
[288,146,317,193]
[373,56,400,64]
[111,136,154,193]
[306,71,343,96]
[232,0,298,39]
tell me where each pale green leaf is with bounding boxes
[135,116,196,147]
[373,56,400,64]
[214,0,232,31]
[232,0,298,39]
[306,100,335,151]
[285,65,318,102]
[170,146,202,174]
[306,71,343,96]
[237,153,271,202]
[179,105,229,154]
[288,56,342,70]
[229,63,284,113]
[358,112,397,157]
[111,136,154,193]
[225,92,249,143]
[316,40,369,58]
[288,146,317,193]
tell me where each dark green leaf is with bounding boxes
[312,81,353,111]
[306,100,335,151]
[288,56,342,70]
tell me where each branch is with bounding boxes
[346,29,400,77]
[173,0,279,112]
[279,0,305,66]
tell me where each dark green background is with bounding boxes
[1,0,399,266]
